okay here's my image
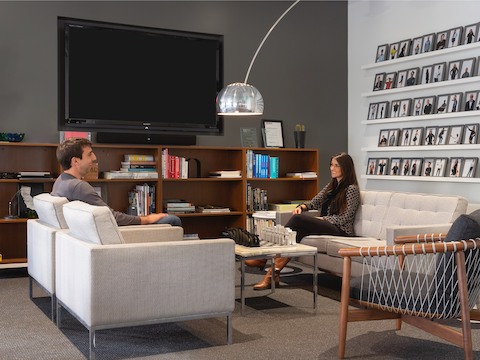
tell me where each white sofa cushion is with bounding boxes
[63,201,124,245]
[353,190,393,239]
[33,193,69,229]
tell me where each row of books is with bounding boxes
[104,154,159,179]
[246,150,279,178]
[161,149,189,179]
[246,183,268,211]
[128,183,156,216]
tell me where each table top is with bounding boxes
[235,243,317,258]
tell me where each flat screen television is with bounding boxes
[58,17,224,138]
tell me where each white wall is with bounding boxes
[348,0,480,205]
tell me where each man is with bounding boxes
[52,137,181,226]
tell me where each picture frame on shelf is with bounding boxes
[436,126,448,145]
[401,158,411,176]
[389,42,399,60]
[390,100,401,118]
[412,98,424,116]
[366,158,378,175]
[373,73,385,91]
[463,23,479,45]
[432,62,446,83]
[376,101,389,119]
[461,158,478,178]
[396,70,407,88]
[436,94,449,114]
[405,67,419,86]
[375,44,389,62]
[410,158,423,176]
[447,92,462,113]
[410,127,424,146]
[422,96,435,115]
[459,57,476,79]
[420,65,433,85]
[383,72,396,90]
[261,119,284,148]
[389,158,401,175]
[400,128,412,146]
[435,31,448,50]
[421,33,435,53]
[424,126,438,145]
[433,158,447,177]
[464,91,479,111]
[378,129,389,147]
[447,26,463,48]
[447,125,463,145]
[422,158,435,177]
[240,128,259,148]
[397,39,411,58]
[463,124,479,144]
[399,98,411,117]
[447,60,461,80]
[448,158,463,177]
[376,158,389,175]
[388,129,400,146]
[367,103,379,120]
[411,36,423,55]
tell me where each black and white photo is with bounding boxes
[448,157,463,177]
[435,31,448,50]
[432,62,446,82]
[389,158,401,175]
[459,57,476,79]
[410,127,423,146]
[436,94,449,114]
[376,101,388,119]
[447,125,463,145]
[396,70,407,88]
[464,91,478,111]
[400,128,412,146]
[399,99,411,117]
[423,96,435,115]
[397,39,411,58]
[411,36,423,55]
[424,126,437,145]
[412,98,423,116]
[373,72,385,91]
[367,103,378,120]
[447,26,462,48]
[422,158,434,176]
[433,158,447,177]
[401,158,411,176]
[388,129,400,146]
[463,23,479,45]
[420,65,433,84]
[447,60,461,80]
[461,158,478,177]
[410,158,423,176]
[376,158,389,175]
[463,124,478,144]
[436,126,448,145]
[447,92,462,113]
[405,67,419,86]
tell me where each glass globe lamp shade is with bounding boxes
[216,82,264,115]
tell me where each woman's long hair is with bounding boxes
[325,152,358,214]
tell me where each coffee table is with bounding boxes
[235,243,318,315]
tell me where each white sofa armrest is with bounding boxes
[119,225,184,243]
[386,223,453,245]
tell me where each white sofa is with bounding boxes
[55,201,235,360]
[276,190,468,277]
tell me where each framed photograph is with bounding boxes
[397,39,411,58]
[436,126,448,145]
[463,23,480,45]
[459,57,476,79]
[405,67,419,86]
[435,31,448,50]
[411,36,423,55]
[448,158,463,177]
[422,96,435,115]
[389,158,401,175]
[410,127,424,146]
[376,101,389,119]
[447,92,462,113]
[410,158,423,176]
[399,98,411,117]
[463,124,478,144]
[432,158,447,177]
[447,60,461,80]
[436,94,449,114]
[447,125,463,145]
[432,62,446,82]
[378,129,389,147]
[400,128,412,146]
[390,100,401,118]
[420,65,433,85]
[401,158,411,176]
[367,103,379,120]
[421,33,435,53]
[366,158,378,175]
[447,26,463,48]
[375,44,388,62]
[388,128,400,146]
[376,158,389,175]
[389,42,400,60]
[424,126,437,145]
[396,70,407,88]
[412,97,424,116]
[383,72,396,90]
[373,73,385,91]
[464,91,479,111]
[461,158,478,177]
[422,158,435,177]
[261,119,284,148]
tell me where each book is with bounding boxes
[103,171,158,179]
[268,203,298,211]
[18,171,51,178]
[209,170,241,178]
[124,154,154,162]
[286,171,317,179]
[196,205,231,213]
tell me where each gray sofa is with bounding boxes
[276,190,468,277]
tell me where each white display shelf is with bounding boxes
[362,174,480,183]
[362,110,480,125]
[362,144,480,152]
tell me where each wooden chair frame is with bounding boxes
[338,235,480,360]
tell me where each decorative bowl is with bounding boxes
[0,133,25,142]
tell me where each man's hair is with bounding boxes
[56,137,93,170]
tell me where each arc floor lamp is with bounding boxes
[216,0,301,116]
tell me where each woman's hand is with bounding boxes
[292,207,302,214]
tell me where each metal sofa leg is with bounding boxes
[227,314,232,345]
[89,329,96,360]
[51,294,56,322]
[56,301,62,328]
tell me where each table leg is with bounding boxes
[313,252,318,313]
[240,258,245,315]
[270,257,276,293]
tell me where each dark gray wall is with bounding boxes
[0,1,347,185]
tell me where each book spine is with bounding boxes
[124,154,154,161]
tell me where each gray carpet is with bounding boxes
[1,264,480,360]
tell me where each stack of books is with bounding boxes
[163,199,195,213]
[209,170,241,178]
[285,171,317,179]
[196,204,230,213]
[103,154,159,179]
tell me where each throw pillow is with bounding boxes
[444,209,480,242]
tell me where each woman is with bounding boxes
[247,152,361,290]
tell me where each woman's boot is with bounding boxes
[244,259,267,270]
[253,257,291,290]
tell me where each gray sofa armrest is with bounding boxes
[119,225,184,243]
[386,223,452,246]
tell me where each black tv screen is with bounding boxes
[58,17,223,135]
